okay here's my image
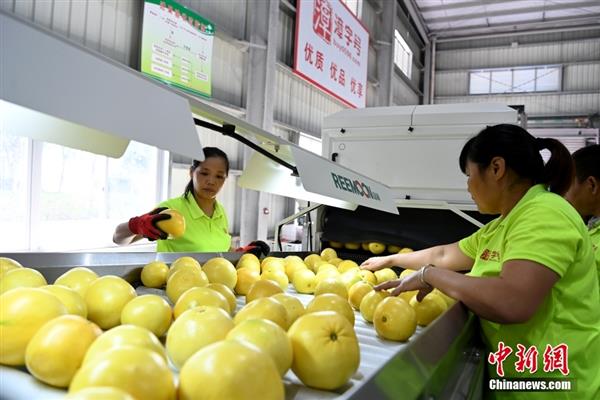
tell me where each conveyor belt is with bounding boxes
[0,252,483,400]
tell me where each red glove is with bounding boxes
[128,207,171,241]
[236,240,270,258]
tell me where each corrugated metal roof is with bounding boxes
[414,0,600,38]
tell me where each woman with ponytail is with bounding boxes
[113,147,234,252]
[361,124,599,399]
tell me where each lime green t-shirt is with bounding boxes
[155,196,231,253]
[588,218,600,288]
[459,185,600,399]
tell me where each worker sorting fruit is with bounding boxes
[565,144,600,286]
[113,147,269,257]
[361,124,600,399]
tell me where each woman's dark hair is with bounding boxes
[183,147,230,199]
[572,144,600,182]
[459,124,573,195]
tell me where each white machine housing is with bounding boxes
[321,103,518,210]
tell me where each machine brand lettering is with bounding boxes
[331,172,381,201]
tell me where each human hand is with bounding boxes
[236,240,270,258]
[360,256,391,271]
[127,207,170,241]
[375,265,434,301]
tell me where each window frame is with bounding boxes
[394,29,413,78]
[468,65,562,95]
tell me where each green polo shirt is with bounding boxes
[589,218,600,288]
[459,185,600,399]
[155,195,231,253]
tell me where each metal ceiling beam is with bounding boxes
[419,0,544,13]
[402,0,430,44]
[436,24,600,42]
[431,13,600,38]
[423,1,599,24]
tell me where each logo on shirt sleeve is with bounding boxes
[480,249,501,262]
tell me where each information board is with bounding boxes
[140,0,214,98]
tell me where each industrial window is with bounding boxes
[469,66,561,94]
[0,138,166,251]
[394,30,413,78]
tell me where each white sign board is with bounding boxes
[294,0,369,108]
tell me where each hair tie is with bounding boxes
[535,137,546,150]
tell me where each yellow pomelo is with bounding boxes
[64,386,135,400]
[320,248,337,261]
[340,269,363,290]
[234,297,288,330]
[328,257,343,267]
[344,242,360,250]
[25,315,102,387]
[70,346,175,400]
[40,285,87,318]
[303,254,322,270]
[0,268,47,294]
[329,241,343,248]
[140,261,169,288]
[85,275,136,330]
[0,257,23,278]
[316,263,338,274]
[368,242,386,255]
[235,268,260,295]
[173,286,230,318]
[434,288,457,307]
[337,260,359,273]
[54,267,98,297]
[207,282,237,314]
[168,256,202,278]
[292,269,317,294]
[374,268,397,284]
[288,311,359,390]
[359,290,391,323]
[0,288,67,365]
[399,247,414,253]
[236,253,260,274]
[166,269,209,304]
[155,208,186,238]
[260,270,289,291]
[387,245,402,253]
[272,293,305,326]
[285,260,307,280]
[120,295,172,337]
[314,277,348,299]
[166,306,234,370]
[409,293,448,326]
[348,281,374,310]
[284,255,304,264]
[306,293,355,325]
[261,258,286,274]
[82,324,167,365]
[203,257,237,290]
[373,297,417,341]
[178,340,284,400]
[227,318,292,377]
[245,279,283,304]
[359,269,377,285]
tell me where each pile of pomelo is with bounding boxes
[0,249,454,399]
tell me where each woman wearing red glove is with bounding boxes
[113,147,233,252]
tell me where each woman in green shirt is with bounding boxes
[565,144,600,281]
[361,124,600,399]
[114,147,234,252]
